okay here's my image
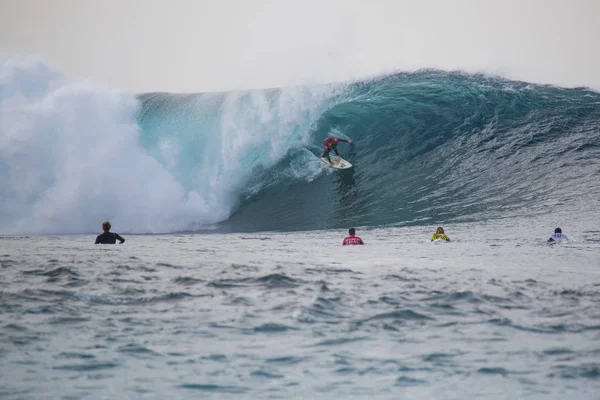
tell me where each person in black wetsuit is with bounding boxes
[95,221,125,244]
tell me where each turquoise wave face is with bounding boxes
[136,86,345,232]
[137,72,600,232]
[2,55,599,234]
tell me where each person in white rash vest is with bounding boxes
[548,227,568,243]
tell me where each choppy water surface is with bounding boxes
[1,220,600,399]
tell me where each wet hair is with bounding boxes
[554,227,562,233]
[349,228,356,235]
[102,221,111,232]
[436,227,445,234]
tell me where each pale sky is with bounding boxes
[1,0,599,93]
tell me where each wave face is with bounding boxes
[221,72,600,232]
[1,57,600,234]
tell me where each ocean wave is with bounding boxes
[2,57,600,233]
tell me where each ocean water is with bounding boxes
[1,56,600,398]
[1,217,600,399]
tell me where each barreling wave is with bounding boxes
[223,72,600,231]
[1,56,599,234]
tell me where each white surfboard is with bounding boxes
[320,156,353,169]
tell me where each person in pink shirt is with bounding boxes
[321,136,352,166]
[343,228,364,245]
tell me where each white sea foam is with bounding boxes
[0,57,341,234]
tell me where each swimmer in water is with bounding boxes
[548,227,568,243]
[343,228,364,245]
[431,227,450,242]
[95,221,125,244]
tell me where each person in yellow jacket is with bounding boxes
[431,226,450,242]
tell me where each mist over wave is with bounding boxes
[0,57,341,234]
[1,56,599,234]
[1,57,216,234]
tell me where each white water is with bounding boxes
[0,57,340,234]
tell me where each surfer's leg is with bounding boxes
[332,148,340,164]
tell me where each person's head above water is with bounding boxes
[349,228,356,236]
[555,227,562,233]
[102,221,111,232]
[436,227,445,234]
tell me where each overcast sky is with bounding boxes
[1,0,599,93]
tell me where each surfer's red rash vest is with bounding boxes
[323,136,349,151]
[343,235,364,245]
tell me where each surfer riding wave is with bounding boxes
[320,136,352,166]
